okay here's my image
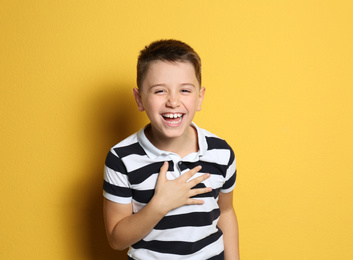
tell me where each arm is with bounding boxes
[103,162,211,250]
[103,196,165,250]
[217,191,240,260]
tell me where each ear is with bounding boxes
[133,88,145,112]
[197,87,206,111]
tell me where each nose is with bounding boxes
[166,92,180,108]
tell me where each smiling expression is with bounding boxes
[133,60,205,143]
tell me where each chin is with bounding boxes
[158,126,189,139]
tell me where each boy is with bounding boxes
[103,39,239,260]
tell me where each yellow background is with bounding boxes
[1,1,352,259]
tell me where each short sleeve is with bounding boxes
[220,148,236,193]
[103,149,132,204]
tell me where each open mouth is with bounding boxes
[162,113,184,125]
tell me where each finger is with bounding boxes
[179,165,202,182]
[156,161,169,184]
[189,187,212,197]
[186,198,205,205]
[186,173,210,188]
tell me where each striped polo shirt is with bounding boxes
[103,123,236,260]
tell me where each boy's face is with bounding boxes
[133,60,205,141]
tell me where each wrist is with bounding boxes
[149,195,169,217]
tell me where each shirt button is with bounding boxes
[178,161,182,165]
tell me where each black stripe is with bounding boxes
[103,180,132,198]
[205,136,230,151]
[191,183,219,199]
[132,189,154,204]
[181,161,227,177]
[132,181,221,204]
[113,142,146,158]
[132,228,223,255]
[191,184,220,199]
[155,208,220,230]
[222,170,236,190]
[105,151,127,173]
[128,161,173,185]
[228,147,235,167]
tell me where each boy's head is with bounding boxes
[137,39,201,89]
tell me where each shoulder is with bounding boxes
[197,126,235,168]
[198,127,233,151]
[109,131,146,159]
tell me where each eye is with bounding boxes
[181,89,192,93]
[154,89,166,94]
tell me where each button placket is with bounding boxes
[177,161,190,175]
[175,161,181,175]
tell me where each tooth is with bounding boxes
[163,113,183,119]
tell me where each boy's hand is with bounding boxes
[153,161,212,215]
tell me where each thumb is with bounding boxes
[156,161,169,185]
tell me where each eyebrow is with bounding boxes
[150,83,196,88]
[180,83,196,88]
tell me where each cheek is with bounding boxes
[191,98,201,111]
[143,99,161,114]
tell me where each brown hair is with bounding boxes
[137,39,201,89]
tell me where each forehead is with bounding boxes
[142,60,198,88]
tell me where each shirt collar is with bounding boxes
[137,122,207,160]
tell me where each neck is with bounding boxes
[145,125,199,158]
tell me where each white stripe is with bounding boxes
[104,166,129,187]
[132,197,219,215]
[201,149,230,165]
[166,197,218,216]
[202,174,226,190]
[226,157,236,181]
[221,158,236,193]
[122,153,161,172]
[103,191,131,204]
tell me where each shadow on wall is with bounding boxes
[71,83,146,260]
